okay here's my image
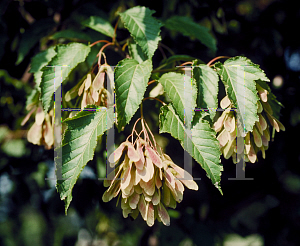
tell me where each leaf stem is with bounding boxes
[179,61,193,66]
[140,100,144,119]
[113,17,120,44]
[143,97,166,105]
[97,42,113,66]
[207,56,231,67]
[148,80,156,86]
[129,117,142,143]
[122,42,128,52]
[90,40,111,47]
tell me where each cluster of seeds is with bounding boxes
[21,104,54,149]
[65,65,112,110]
[102,118,198,226]
[214,84,285,163]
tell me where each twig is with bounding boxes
[207,56,231,66]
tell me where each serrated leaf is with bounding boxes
[159,72,197,125]
[193,64,219,121]
[164,16,217,53]
[128,40,147,64]
[119,6,162,59]
[30,46,57,90]
[214,56,269,133]
[40,43,91,112]
[159,104,223,193]
[115,58,152,131]
[56,107,114,213]
[82,16,115,38]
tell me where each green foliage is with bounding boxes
[193,63,219,121]
[30,46,56,89]
[159,105,223,193]
[1,1,295,245]
[159,72,197,123]
[119,6,162,59]
[82,16,115,38]
[159,104,223,193]
[128,40,147,63]
[40,43,91,112]
[164,16,217,53]
[214,56,269,132]
[115,58,152,131]
[56,107,114,213]
[16,4,284,219]
[160,55,200,67]
[50,29,93,41]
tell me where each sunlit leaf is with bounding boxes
[193,63,219,121]
[159,72,197,125]
[214,56,269,132]
[56,106,114,213]
[128,40,147,64]
[159,104,223,194]
[119,6,162,59]
[30,46,57,89]
[115,58,152,131]
[40,43,91,112]
[82,16,115,38]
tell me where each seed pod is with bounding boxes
[253,126,262,148]
[102,118,198,227]
[257,84,268,102]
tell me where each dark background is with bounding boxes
[1,0,300,245]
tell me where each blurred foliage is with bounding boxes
[0,0,300,245]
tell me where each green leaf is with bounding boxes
[164,16,217,53]
[160,55,200,67]
[119,6,162,59]
[25,89,39,110]
[50,29,92,41]
[30,46,57,89]
[16,18,56,65]
[40,43,91,112]
[128,40,147,64]
[159,104,223,193]
[82,16,115,38]
[159,72,197,125]
[214,56,269,132]
[193,63,219,121]
[115,58,152,131]
[56,106,114,213]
